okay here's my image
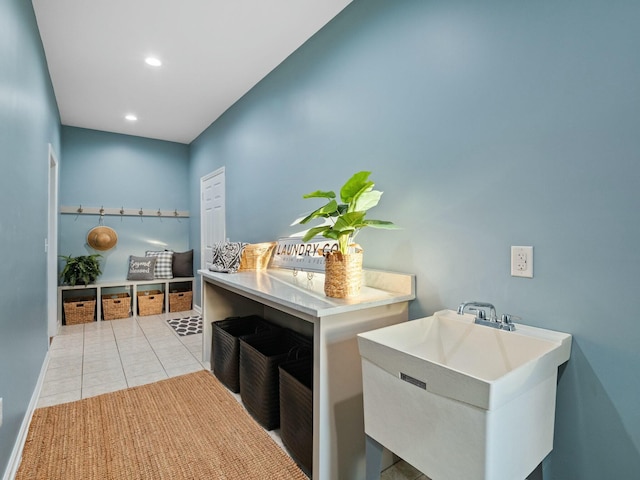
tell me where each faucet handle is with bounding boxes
[500,314,520,331]
[469,308,487,320]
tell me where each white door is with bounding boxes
[47,144,59,338]
[201,167,226,270]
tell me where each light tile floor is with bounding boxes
[38,310,426,479]
[39,309,204,408]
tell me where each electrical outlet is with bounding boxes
[511,246,533,278]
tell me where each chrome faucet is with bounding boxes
[457,301,497,320]
[457,301,516,331]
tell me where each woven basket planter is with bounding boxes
[212,315,277,393]
[239,329,313,430]
[239,242,276,271]
[279,357,313,476]
[323,249,363,298]
[137,290,164,316]
[169,290,192,313]
[63,297,96,325]
[102,292,131,320]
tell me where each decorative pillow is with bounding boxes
[209,242,247,273]
[127,256,157,281]
[146,250,174,279]
[172,249,194,277]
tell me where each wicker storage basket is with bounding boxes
[323,249,363,298]
[137,290,164,316]
[102,292,131,320]
[63,297,96,325]
[279,357,313,476]
[169,290,192,313]
[239,328,313,430]
[212,316,276,392]
[239,242,276,271]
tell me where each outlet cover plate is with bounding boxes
[511,246,533,278]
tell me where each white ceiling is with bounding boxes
[32,0,352,144]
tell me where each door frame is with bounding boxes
[47,144,59,338]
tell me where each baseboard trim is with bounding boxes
[2,352,50,480]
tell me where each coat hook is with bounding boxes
[77,204,83,213]
[174,209,179,217]
[120,207,125,215]
[99,206,105,216]
[157,208,162,216]
[139,208,144,216]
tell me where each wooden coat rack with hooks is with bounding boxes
[60,205,189,218]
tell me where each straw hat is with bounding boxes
[87,225,118,251]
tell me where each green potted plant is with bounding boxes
[295,171,397,297]
[59,254,103,286]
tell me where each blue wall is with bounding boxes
[60,127,190,281]
[191,0,640,477]
[0,0,61,476]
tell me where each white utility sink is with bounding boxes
[357,309,571,480]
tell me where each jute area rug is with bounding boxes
[16,370,307,480]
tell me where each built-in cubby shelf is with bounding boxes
[58,277,194,324]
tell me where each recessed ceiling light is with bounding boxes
[125,114,138,121]
[145,56,162,67]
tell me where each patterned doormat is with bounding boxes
[167,315,202,336]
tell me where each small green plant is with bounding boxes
[59,254,103,286]
[296,171,398,254]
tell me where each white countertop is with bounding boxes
[199,268,415,318]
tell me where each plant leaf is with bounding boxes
[353,189,382,213]
[336,204,349,216]
[302,225,331,242]
[363,219,399,229]
[334,211,366,231]
[299,200,339,224]
[322,229,343,240]
[340,171,371,203]
[303,190,336,200]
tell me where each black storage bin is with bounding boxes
[279,357,313,476]
[239,328,312,430]
[212,315,275,393]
